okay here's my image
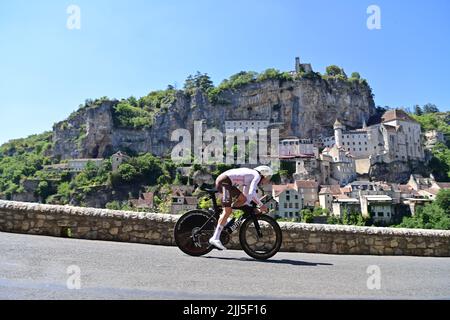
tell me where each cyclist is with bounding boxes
[209,166,274,250]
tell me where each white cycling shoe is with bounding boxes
[209,238,227,251]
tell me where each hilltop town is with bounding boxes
[0,58,449,228]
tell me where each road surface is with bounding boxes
[0,232,449,300]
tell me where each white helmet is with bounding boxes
[254,166,274,178]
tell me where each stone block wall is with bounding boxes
[0,200,449,257]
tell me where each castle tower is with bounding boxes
[295,57,301,73]
[334,119,345,148]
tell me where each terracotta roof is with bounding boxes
[184,197,198,205]
[319,185,342,195]
[295,180,319,189]
[382,109,417,123]
[395,184,420,196]
[340,186,352,193]
[272,184,297,197]
[142,192,154,202]
[130,197,153,208]
[436,182,450,189]
[421,188,440,196]
[396,184,413,192]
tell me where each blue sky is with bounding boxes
[1,0,449,144]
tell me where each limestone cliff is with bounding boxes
[52,76,376,160]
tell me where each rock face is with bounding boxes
[52,77,376,160]
[369,160,429,184]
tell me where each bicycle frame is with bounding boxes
[196,189,263,238]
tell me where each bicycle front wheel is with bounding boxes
[239,215,283,260]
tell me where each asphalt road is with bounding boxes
[1,232,449,300]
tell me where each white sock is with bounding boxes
[212,225,224,241]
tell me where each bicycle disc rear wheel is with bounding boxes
[239,215,282,260]
[174,210,216,257]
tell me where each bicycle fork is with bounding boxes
[251,215,263,238]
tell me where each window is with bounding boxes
[377,212,383,217]
[295,203,299,209]
[284,203,287,209]
[295,195,298,200]
[286,196,290,201]
[289,203,293,208]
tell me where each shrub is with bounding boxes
[326,65,344,77]
[350,72,361,80]
[112,102,153,129]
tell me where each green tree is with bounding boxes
[184,72,214,94]
[414,105,423,116]
[300,209,314,223]
[57,182,71,201]
[398,202,450,230]
[350,72,361,79]
[36,181,52,201]
[435,189,450,214]
[117,164,138,183]
[423,103,440,114]
[326,65,345,77]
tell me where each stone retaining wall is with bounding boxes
[1,200,449,257]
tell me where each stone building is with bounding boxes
[272,184,303,219]
[111,151,130,172]
[321,145,357,186]
[279,138,318,158]
[319,185,342,212]
[295,180,319,207]
[424,130,446,150]
[331,109,425,164]
[129,192,154,210]
[294,57,313,74]
[225,120,270,133]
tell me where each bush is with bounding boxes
[112,102,153,129]
[397,189,450,230]
[300,209,314,223]
[116,164,139,184]
[350,72,361,80]
[257,69,293,82]
[326,65,345,77]
[397,203,450,230]
[327,209,368,226]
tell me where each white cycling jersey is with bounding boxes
[223,168,263,206]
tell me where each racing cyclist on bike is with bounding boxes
[209,166,274,251]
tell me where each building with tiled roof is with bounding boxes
[381,109,417,123]
[329,108,424,164]
[271,183,303,219]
